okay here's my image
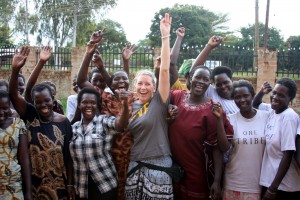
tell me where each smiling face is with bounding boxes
[79,93,97,123]
[91,72,106,90]
[214,73,233,100]
[0,96,11,125]
[270,84,291,114]
[33,88,53,119]
[233,86,253,112]
[190,68,211,97]
[111,71,129,91]
[135,74,155,104]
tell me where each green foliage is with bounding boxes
[30,0,117,47]
[0,0,17,24]
[286,36,300,49]
[0,24,13,45]
[236,23,284,49]
[147,4,229,48]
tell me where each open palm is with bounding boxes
[40,46,52,62]
[12,46,30,70]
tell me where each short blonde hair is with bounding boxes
[133,70,157,87]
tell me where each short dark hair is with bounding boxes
[89,68,101,81]
[211,66,232,83]
[41,80,56,91]
[0,90,9,100]
[185,65,211,90]
[110,70,128,87]
[18,73,26,83]
[31,83,53,100]
[77,87,101,112]
[0,79,9,91]
[231,79,255,98]
[276,77,297,100]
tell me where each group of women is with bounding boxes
[1,12,300,200]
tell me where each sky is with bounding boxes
[105,0,299,44]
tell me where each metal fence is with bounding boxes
[0,45,16,69]
[277,49,300,78]
[35,47,72,70]
[1,45,300,78]
[90,46,155,73]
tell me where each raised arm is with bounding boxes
[191,36,225,71]
[114,89,129,132]
[77,30,105,89]
[25,46,52,103]
[158,13,171,103]
[92,49,111,87]
[169,27,185,86]
[253,81,272,109]
[122,43,137,75]
[9,46,30,118]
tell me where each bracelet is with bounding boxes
[161,34,170,39]
[267,188,277,195]
[67,185,74,188]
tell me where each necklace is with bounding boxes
[38,111,54,124]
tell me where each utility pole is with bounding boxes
[72,0,78,47]
[25,0,29,44]
[254,0,259,70]
[264,0,270,50]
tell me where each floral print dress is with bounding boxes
[23,103,72,200]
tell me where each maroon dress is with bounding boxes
[169,90,233,200]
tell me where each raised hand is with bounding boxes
[12,46,30,70]
[160,13,172,37]
[154,56,161,70]
[115,89,129,104]
[167,104,179,120]
[211,99,223,119]
[176,27,185,39]
[261,81,272,94]
[90,29,105,44]
[39,46,52,62]
[122,43,137,61]
[207,35,226,48]
[92,49,104,69]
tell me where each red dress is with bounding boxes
[169,90,233,200]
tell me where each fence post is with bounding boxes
[70,47,86,95]
[256,48,278,102]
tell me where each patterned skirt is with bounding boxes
[125,156,173,200]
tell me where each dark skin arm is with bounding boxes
[155,27,185,87]
[92,49,111,88]
[9,46,30,119]
[262,150,294,200]
[169,27,185,85]
[190,36,226,72]
[18,132,32,200]
[114,89,129,132]
[77,30,105,89]
[210,147,223,200]
[70,106,81,125]
[296,135,300,169]
[211,99,232,152]
[252,81,272,109]
[25,46,52,103]
[122,43,137,76]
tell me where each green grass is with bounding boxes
[60,98,67,115]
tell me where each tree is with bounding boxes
[0,0,17,24]
[147,4,229,47]
[71,18,127,47]
[31,0,117,47]
[0,24,13,46]
[237,23,284,50]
